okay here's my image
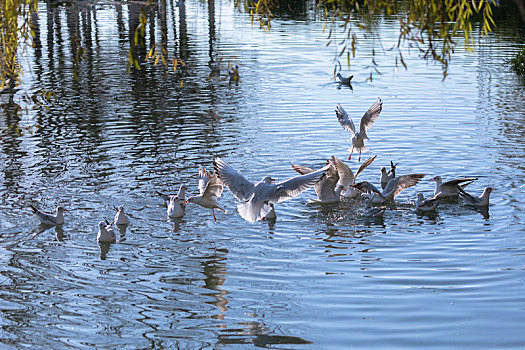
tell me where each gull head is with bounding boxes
[262,176,275,184]
[98,221,106,229]
[381,167,387,174]
[485,187,496,193]
[429,176,441,182]
[57,206,66,213]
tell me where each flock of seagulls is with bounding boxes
[28,97,495,243]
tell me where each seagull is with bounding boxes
[429,176,478,198]
[336,73,353,86]
[291,158,342,203]
[363,198,386,217]
[184,168,225,221]
[262,203,277,221]
[352,173,425,204]
[114,204,130,225]
[458,186,495,207]
[97,221,116,243]
[214,157,328,222]
[380,161,398,190]
[332,155,376,198]
[168,195,184,218]
[29,204,66,226]
[415,192,440,212]
[335,98,382,161]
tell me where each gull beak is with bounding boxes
[270,178,275,183]
[429,177,436,181]
[183,200,189,205]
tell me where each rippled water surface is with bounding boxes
[1,1,524,348]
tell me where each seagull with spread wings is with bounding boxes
[214,157,328,222]
[352,173,425,204]
[335,98,383,161]
[429,176,478,199]
[332,155,376,198]
[184,168,225,221]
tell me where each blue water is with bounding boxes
[0,1,524,348]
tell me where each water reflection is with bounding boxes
[1,0,523,348]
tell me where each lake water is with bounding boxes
[0,1,524,348]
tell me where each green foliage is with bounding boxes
[510,48,525,75]
[249,0,499,79]
[0,0,36,91]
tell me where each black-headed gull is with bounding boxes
[380,161,398,190]
[214,157,328,222]
[458,186,494,207]
[331,155,376,198]
[168,195,184,218]
[429,176,477,198]
[363,198,386,217]
[415,193,439,212]
[29,204,66,226]
[291,159,342,203]
[352,173,425,204]
[263,203,277,221]
[184,168,225,221]
[114,204,130,225]
[335,98,382,161]
[336,73,353,86]
[97,221,116,243]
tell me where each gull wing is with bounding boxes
[316,161,339,199]
[354,155,377,180]
[331,156,354,187]
[457,186,479,204]
[203,171,223,199]
[270,166,328,203]
[351,181,383,196]
[359,98,383,139]
[198,168,211,195]
[214,157,255,202]
[291,164,315,175]
[441,177,478,192]
[335,104,356,135]
[383,174,425,199]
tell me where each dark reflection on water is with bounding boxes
[0,0,524,348]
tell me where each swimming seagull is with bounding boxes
[415,192,440,212]
[458,186,495,207]
[262,203,277,221]
[184,168,225,221]
[97,221,116,243]
[363,198,386,217]
[214,157,329,223]
[336,73,353,86]
[332,155,376,198]
[114,204,130,225]
[352,173,425,204]
[335,97,382,161]
[291,158,342,203]
[168,195,184,218]
[29,204,66,226]
[429,176,478,198]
